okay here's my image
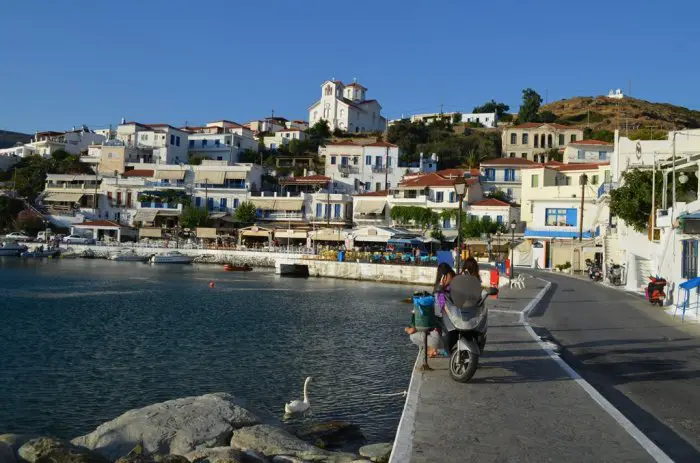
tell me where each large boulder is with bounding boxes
[183,447,246,463]
[72,393,261,460]
[293,422,365,451]
[17,437,108,463]
[358,444,392,463]
[229,425,357,463]
[0,435,36,454]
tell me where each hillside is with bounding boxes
[542,96,700,132]
[0,130,31,149]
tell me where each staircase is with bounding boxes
[603,229,623,268]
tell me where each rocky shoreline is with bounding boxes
[0,393,392,463]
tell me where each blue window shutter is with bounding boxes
[220,198,227,208]
[207,198,214,211]
[497,215,503,224]
[331,156,336,165]
[170,135,175,145]
[566,208,578,227]
[316,203,322,217]
[334,204,341,217]
[234,198,239,208]
[324,204,330,217]
[682,241,688,277]
[365,155,371,165]
[176,136,180,146]
[195,197,201,207]
[189,140,194,148]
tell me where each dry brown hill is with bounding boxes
[542,96,700,132]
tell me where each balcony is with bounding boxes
[140,202,180,209]
[145,180,185,188]
[259,211,305,220]
[338,165,360,175]
[597,182,617,198]
[194,181,246,190]
[372,166,392,174]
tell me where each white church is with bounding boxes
[308,79,387,133]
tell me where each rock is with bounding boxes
[358,444,392,463]
[293,422,365,451]
[116,455,156,463]
[183,447,246,463]
[0,442,15,463]
[154,456,190,463]
[72,393,261,460]
[229,425,357,463]
[270,457,305,463]
[0,435,36,454]
[18,437,108,463]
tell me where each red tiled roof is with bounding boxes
[346,82,367,90]
[292,120,307,124]
[279,128,303,132]
[355,190,389,197]
[470,198,511,207]
[279,175,330,185]
[523,162,610,171]
[364,141,396,147]
[481,157,536,166]
[325,140,359,146]
[76,220,122,228]
[435,168,480,178]
[122,169,154,178]
[568,139,613,146]
[511,122,576,130]
[400,173,479,188]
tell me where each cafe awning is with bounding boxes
[133,209,158,222]
[154,170,186,180]
[354,200,385,215]
[139,228,162,238]
[240,226,273,238]
[43,192,84,203]
[274,229,308,239]
[250,198,304,211]
[310,228,346,241]
[156,210,181,217]
[225,171,246,180]
[194,171,225,184]
[196,227,218,239]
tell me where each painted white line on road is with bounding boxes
[388,353,423,463]
[520,275,673,463]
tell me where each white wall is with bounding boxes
[461,112,497,128]
[468,206,517,225]
[564,145,613,164]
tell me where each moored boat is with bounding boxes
[59,248,79,259]
[0,242,28,256]
[149,251,195,264]
[224,263,253,272]
[22,246,61,258]
[110,250,147,262]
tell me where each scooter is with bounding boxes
[442,287,498,382]
[647,275,667,306]
[585,259,603,282]
[608,262,624,286]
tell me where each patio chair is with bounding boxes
[510,273,526,290]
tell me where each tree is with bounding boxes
[0,197,24,231]
[473,100,510,119]
[452,113,462,124]
[234,201,258,224]
[188,155,203,165]
[583,128,615,143]
[307,120,332,142]
[487,189,511,204]
[610,170,659,233]
[465,149,486,168]
[390,206,439,233]
[544,148,563,162]
[518,88,543,123]
[538,110,557,123]
[180,204,209,229]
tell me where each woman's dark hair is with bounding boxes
[462,257,481,281]
[434,262,456,287]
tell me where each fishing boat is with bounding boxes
[0,242,28,256]
[149,251,195,264]
[59,248,79,259]
[109,250,147,262]
[224,263,253,272]
[22,246,60,258]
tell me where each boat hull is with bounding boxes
[150,256,194,264]
[110,255,147,262]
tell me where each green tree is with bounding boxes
[488,189,511,203]
[452,113,462,124]
[307,120,332,143]
[518,88,543,123]
[472,100,510,119]
[234,201,258,224]
[538,110,557,123]
[610,169,659,233]
[0,197,24,231]
[583,128,615,143]
[544,148,563,162]
[465,149,486,168]
[390,206,439,233]
[188,155,203,165]
[180,204,210,229]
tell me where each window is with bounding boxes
[233,198,240,208]
[170,135,175,145]
[375,182,381,191]
[353,156,358,165]
[215,140,220,147]
[510,133,516,144]
[334,204,341,218]
[176,136,181,147]
[270,143,276,150]
[324,204,330,218]
[189,140,194,148]
[202,139,208,146]
[534,134,539,148]
[375,156,382,167]
[547,134,553,148]
[449,192,455,203]
[217,156,223,161]
[531,174,539,187]
[195,197,202,207]
[443,217,451,229]
[545,208,578,227]
[140,134,148,141]
[571,134,577,142]
[509,152,515,158]
[521,153,527,158]
[388,157,392,167]
[485,168,496,181]
[604,170,611,183]
[107,191,113,204]
[497,215,503,224]
[507,188,513,198]
[316,203,322,217]
[365,155,371,165]
[341,156,348,166]
[207,198,214,211]
[435,192,444,202]
[682,240,698,279]
[505,169,515,181]
[599,151,607,161]
[126,192,132,208]
[522,133,529,145]
[559,134,565,145]
[116,192,122,205]
[591,175,599,185]
[578,150,585,160]
[220,198,227,209]
[331,156,336,165]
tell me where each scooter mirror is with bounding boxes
[487,287,499,296]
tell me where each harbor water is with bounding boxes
[0,258,419,443]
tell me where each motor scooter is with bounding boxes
[585,259,603,281]
[608,262,624,286]
[647,276,667,306]
[442,287,498,382]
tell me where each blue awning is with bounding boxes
[524,228,598,239]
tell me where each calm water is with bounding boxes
[0,258,419,443]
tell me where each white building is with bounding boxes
[185,121,258,164]
[468,198,519,227]
[460,112,497,128]
[116,122,189,164]
[321,140,406,192]
[308,79,386,133]
[262,128,307,150]
[563,139,614,164]
[480,157,536,203]
[286,120,309,131]
[353,191,391,227]
[393,112,498,128]
[247,118,286,135]
[18,128,106,158]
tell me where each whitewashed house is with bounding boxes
[116,122,189,164]
[467,198,519,227]
[308,79,386,133]
[563,139,614,164]
[262,128,307,150]
[480,157,536,203]
[185,121,258,164]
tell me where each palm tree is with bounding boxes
[465,149,486,169]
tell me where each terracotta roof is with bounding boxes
[523,162,610,171]
[435,168,480,178]
[568,139,613,146]
[470,198,511,207]
[400,173,479,188]
[292,120,307,124]
[355,190,389,197]
[511,122,577,130]
[76,220,122,228]
[346,82,367,90]
[279,175,330,185]
[481,157,536,166]
[279,128,303,132]
[122,169,154,178]
[325,140,359,146]
[364,141,396,147]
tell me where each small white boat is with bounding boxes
[149,251,194,264]
[0,242,28,256]
[110,250,147,262]
[22,247,61,258]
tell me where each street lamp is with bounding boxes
[496,231,501,264]
[679,172,689,184]
[510,219,517,284]
[579,173,588,242]
[453,178,468,272]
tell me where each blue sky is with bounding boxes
[1,0,698,133]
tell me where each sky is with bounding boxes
[1,0,699,133]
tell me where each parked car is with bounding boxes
[62,235,94,245]
[4,232,32,242]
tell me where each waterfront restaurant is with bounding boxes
[71,220,134,242]
[237,225,273,247]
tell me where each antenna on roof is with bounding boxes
[353,77,357,83]
[120,117,126,124]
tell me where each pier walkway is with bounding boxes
[391,275,656,462]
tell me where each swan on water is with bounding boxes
[285,376,312,414]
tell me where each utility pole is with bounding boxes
[672,131,677,221]
[326,177,331,226]
[384,146,389,190]
[579,173,588,242]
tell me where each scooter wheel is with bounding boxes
[449,348,479,383]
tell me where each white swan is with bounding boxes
[284,376,312,414]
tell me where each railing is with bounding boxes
[140,202,179,209]
[372,166,392,174]
[259,212,304,220]
[145,181,185,188]
[597,182,617,198]
[194,182,246,189]
[338,165,359,174]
